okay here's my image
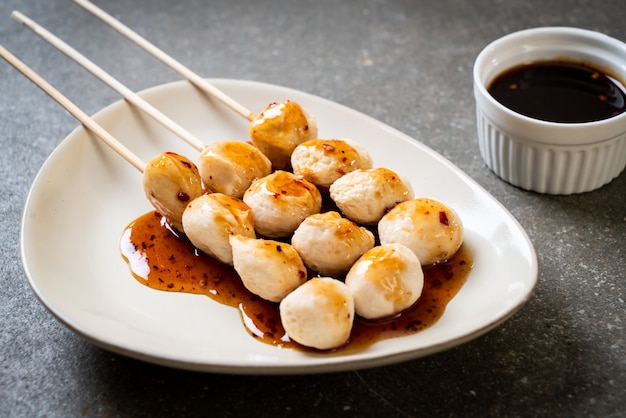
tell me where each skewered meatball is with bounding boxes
[249,100,318,169]
[197,141,272,198]
[345,243,424,320]
[230,235,307,302]
[142,152,204,232]
[279,277,354,350]
[291,211,375,276]
[378,197,463,266]
[290,138,373,188]
[329,167,413,225]
[243,170,322,238]
[182,193,255,265]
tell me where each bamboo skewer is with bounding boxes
[12,11,206,153]
[73,0,256,122]
[0,45,146,173]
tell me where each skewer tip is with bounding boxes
[11,10,25,22]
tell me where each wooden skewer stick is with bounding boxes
[0,45,146,173]
[73,0,256,122]
[12,11,206,153]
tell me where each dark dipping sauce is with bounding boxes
[120,210,473,353]
[488,61,626,123]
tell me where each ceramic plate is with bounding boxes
[21,79,538,374]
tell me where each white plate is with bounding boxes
[21,79,538,374]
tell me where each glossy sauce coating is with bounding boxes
[258,170,318,198]
[249,100,317,169]
[291,139,372,188]
[121,211,473,352]
[142,152,204,232]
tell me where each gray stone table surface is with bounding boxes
[1,0,624,417]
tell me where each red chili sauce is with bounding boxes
[120,210,473,353]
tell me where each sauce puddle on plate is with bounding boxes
[120,211,473,353]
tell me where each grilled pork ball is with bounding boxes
[230,235,307,302]
[345,243,424,320]
[197,141,271,198]
[243,170,322,238]
[182,193,255,265]
[291,211,374,276]
[290,138,373,188]
[329,167,414,225]
[249,100,317,169]
[279,277,354,350]
[142,152,204,232]
[378,197,463,266]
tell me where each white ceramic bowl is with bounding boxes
[473,27,626,194]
